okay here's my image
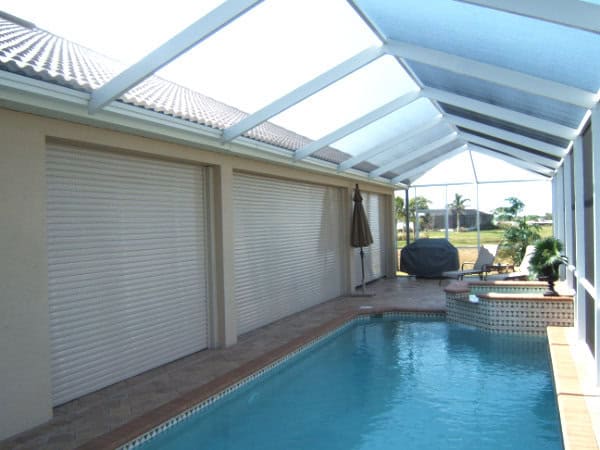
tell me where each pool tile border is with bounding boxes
[78,308,445,450]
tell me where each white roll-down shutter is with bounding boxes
[353,191,386,285]
[46,146,209,405]
[233,174,344,334]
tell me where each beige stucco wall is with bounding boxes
[0,107,394,440]
[0,111,52,439]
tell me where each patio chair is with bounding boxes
[504,245,535,280]
[442,245,497,280]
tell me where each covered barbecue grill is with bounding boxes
[400,239,459,278]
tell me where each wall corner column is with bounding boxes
[0,113,52,440]
[209,163,237,348]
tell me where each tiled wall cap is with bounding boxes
[444,281,470,293]
[477,293,574,301]
[468,280,547,287]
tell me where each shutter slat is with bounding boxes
[352,192,385,285]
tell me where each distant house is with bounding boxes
[427,209,494,230]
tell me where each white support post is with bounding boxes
[555,168,568,281]
[591,105,600,385]
[468,149,481,248]
[562,154,574,289]
[554,169,565,243]
[475,183,481,249]
[413,187,419,240]
[573,136,586,342]
[444,185,449,240]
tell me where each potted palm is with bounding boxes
[529,237,568,296]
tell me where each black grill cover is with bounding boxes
[400,238,459,277]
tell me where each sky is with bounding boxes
[404,150,552,215]
[1,0,553,215]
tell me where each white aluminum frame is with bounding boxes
[222,46,385,142]
[423,87,579,140]
[447,114,567,159]
[468,145,553,177]
[392,144,468,184]
[457,0,600,34]
[89,0,263,113]
[462,132,560,169]
[337,116,445,172]
[384,40,597,109]
[370,132,459,178]
[294,90,421,161]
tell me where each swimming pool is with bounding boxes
[133,315,561,449]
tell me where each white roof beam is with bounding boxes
[469,144,553,177]
[337,115,445,172]
[392,144,468,184]
[222,46,384,142]
[384,40,597,109]
[461,131,560,169]
[294,90,421,161]
[423,87,579,141]
[457,0,600,35]
[89,0,263,113]
[446,114,567,158]
[370,132,459,178]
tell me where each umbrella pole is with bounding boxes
[360,247,366,294]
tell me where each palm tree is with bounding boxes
[409,196,431,226]
[395,196,405,222]
[449,193,470,232]
[494,197,525,223]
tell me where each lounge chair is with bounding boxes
[442,245,497,280]
[504,245,535,280]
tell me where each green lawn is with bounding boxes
[397,225,553,248]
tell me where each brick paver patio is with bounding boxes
[1,277,446,450]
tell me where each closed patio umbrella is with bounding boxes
[351,184,374,294]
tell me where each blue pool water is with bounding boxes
[139,317,561,449]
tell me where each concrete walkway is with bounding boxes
[0,277,446,450]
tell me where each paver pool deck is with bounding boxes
[0,276,596,449]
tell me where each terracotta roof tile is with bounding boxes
[0,16,397,180]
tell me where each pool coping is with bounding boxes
[547,327,600,450]
[77,307,445,450]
